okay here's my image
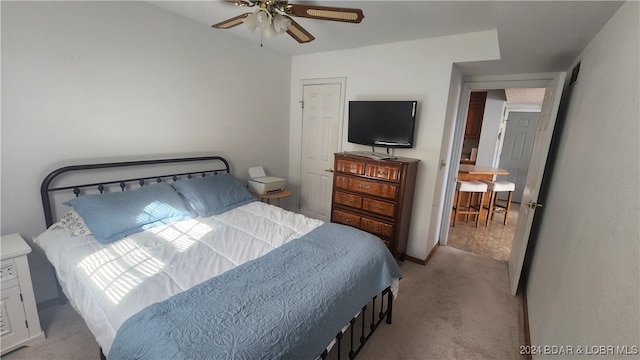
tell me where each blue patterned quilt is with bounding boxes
[109,222,402,360]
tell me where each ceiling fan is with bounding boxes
[212,0,364,44]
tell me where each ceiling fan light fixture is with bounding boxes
[215,0,364,44]
[273,13,292,34]
[255,8,271,23]
[262,22,277,38]
[243,12,260,32]
[243,8,272,32]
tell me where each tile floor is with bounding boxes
[447,203,519,261]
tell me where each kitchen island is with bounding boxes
[453,165,509,224]
[458,164,509,181]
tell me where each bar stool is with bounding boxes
[484,180,516,225]
[451,180,488,227]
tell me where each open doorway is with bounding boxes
[447,87,545,261]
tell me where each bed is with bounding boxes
[35,155,402,360]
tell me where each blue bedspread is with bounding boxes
[109,222,402,360]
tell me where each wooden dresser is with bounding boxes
[330,153,419,259]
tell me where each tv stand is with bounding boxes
[343,151,396,161]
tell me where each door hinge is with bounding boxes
[299,100,304,109]
[25,319,29,328]
[20,293,24,302]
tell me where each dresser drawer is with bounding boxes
[362,198,396,217]
[365,164,401,182]
[336,159,365,175]
[334,175,352,191]
[332,209,361,228]
[349,177,397,199]
[361,217,394,239]
[333,191,362,209]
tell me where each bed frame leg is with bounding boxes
[386,289,393,325]
[348,318,356,359]
[322,286,394,360]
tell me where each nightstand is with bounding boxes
[251,189,291,207]
[1,233,45,355]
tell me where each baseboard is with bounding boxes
[404,255,425,265]
[424,243,439,264]
[404,243,439,265]
[522,288,532,360]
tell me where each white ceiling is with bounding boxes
[149,1,624,75]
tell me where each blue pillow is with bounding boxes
[170,174,256,217]
[64,182,196,244]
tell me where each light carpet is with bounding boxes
[3,246,525,360]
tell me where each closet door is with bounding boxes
[300,82,344,221]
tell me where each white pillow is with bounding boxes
[57,209,92,236]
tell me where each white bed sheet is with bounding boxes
[34,201,323,356]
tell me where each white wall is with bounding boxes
[476,89,506,167]
[1,1,292,303]
[526,1,639,356]
[288,30,501,259]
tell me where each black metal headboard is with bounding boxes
[41,155,230,228]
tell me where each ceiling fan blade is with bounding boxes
[211,13,251,29]
[285,4,364,23]
[286,18,315,43]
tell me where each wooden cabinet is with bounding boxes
[1,234,45,355]
[331,153,419,259]
[464,91,487,140]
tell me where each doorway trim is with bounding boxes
[439,74,559,247]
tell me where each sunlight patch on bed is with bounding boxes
[77,217,216,304]
[135,200,180,225]
[78,239,165,304]
[147,219,215,252]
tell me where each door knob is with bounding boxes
[325,168,334,172]
[525,201,543,209]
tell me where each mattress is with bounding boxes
[34,201,323,356]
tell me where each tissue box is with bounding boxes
[248,176,287,195]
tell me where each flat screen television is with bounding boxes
[348,101,417,149]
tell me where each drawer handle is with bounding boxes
[345,218,352,222]
[358,184,371,190]
[368,226,382,232]
[375,206,385,210]
[342,197,353,203]
[377,171,388,176]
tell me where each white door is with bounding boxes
[499,111,540,203]
[299,83,343,221]
[508,72,566,295]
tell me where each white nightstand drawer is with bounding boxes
[1,259,18,285]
